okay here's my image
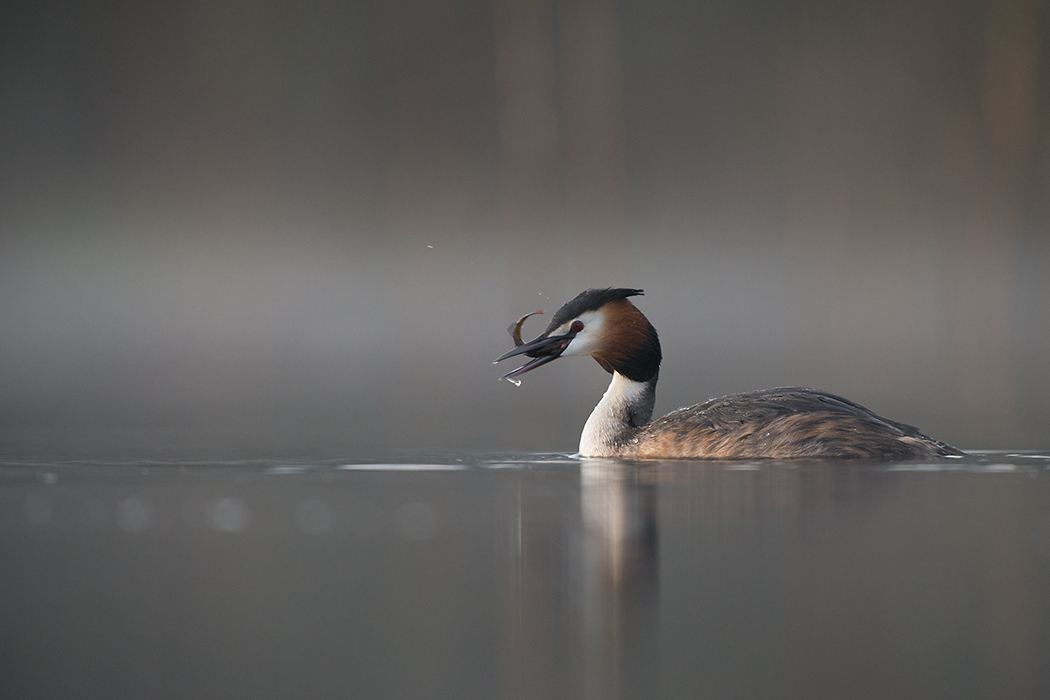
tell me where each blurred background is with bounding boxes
[1,0,1048,455]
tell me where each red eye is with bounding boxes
[570,320,584,333]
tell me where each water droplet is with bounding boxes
[505,377,521,387]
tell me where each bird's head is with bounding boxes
[494,288,661,383]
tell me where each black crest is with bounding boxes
[544,288,644,335]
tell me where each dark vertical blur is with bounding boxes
[1,0,1048,453]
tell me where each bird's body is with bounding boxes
[580,376,960,460]
[496,288,963,461]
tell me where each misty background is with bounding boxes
[1,0,1048,455]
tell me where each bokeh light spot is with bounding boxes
[117,497,154,533]
[206,497,251,533]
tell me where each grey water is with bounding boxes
[3,450,1050,700]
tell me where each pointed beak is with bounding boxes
[494,332,575,380]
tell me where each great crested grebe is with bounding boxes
[495,288,963,460]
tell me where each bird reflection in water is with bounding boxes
[579,460,660,700]
[499,460,660,700]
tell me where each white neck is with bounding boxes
[578,371,657,457]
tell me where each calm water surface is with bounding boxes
[2,450,1050,699]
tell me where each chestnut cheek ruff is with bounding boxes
[590,299,661,383]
